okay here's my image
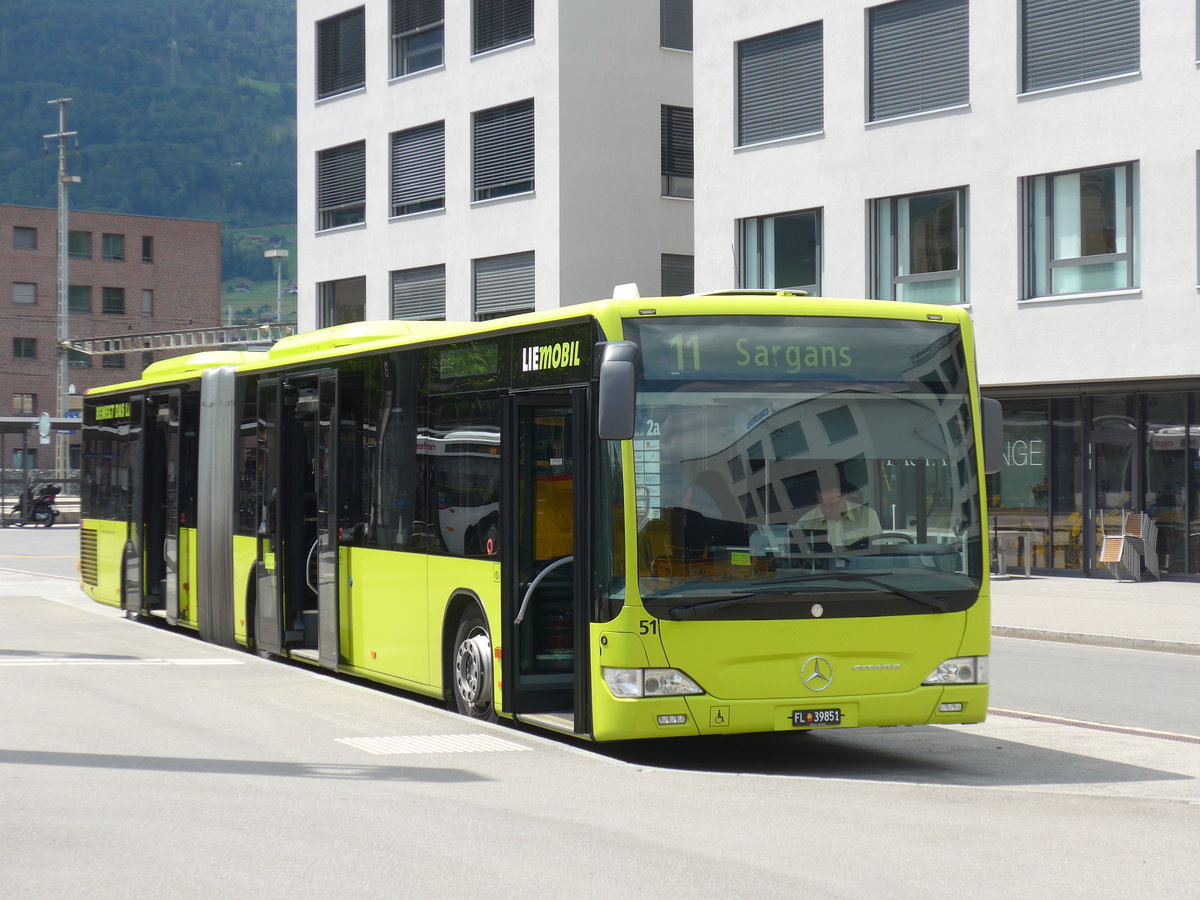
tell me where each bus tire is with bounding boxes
[451,608,496,721]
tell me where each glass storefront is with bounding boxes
[987,389,1200,578]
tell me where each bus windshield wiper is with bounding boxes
[665,572,951,619]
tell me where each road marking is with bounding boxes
[989,707,1200,745]
[0,657,242,667]
[336,733,529,755]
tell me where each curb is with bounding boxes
[993,625,1200,656]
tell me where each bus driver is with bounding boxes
[796,485,882,551]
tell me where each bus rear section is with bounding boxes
[586,306,992,740]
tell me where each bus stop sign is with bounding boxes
[38,411,51,444]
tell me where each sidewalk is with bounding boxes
[990,574,1200,655]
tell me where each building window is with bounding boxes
[874,187,966,304]
[740,209,822,295]
[69,285,91,313]
[141,236,154,263]
[391,264,446,320]
[1021,0,1139,93]
[473,251,534,320]
[661,106,694,199]
[473,99,534,201]
[317,141,367,229]
[1025,162,1138,297]
[12,338,37,361]
[391,122,445,216]
[12,282,36,305]
[661,254,695,296]
[473,0,533,55]
[102,233,125,261]
[661,0,692,51]
[317,7,366,99]
[393,0,443,76]
[318,276,366,327]
[13,226,37,250]
[142,289,154,316]
[737,22,823,146]
[102,286,126,315]
[12,448,37,469]
[868,0,968,121]
[102,354,126,370]
[68,230,91,259]
[68,349,92,368]
[12,393,36,416]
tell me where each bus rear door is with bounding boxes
[129,388,183,624]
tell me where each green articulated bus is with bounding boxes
[80,293,1002,741]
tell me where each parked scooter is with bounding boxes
[10,482,61,527]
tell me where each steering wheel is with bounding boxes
[872,531,915,545]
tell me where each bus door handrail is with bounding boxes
[514,555,574,626]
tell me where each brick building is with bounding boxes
[1,204,221,467]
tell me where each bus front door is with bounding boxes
[256,372,340,668]
[504,392,591,736]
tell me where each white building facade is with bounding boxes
[296,0,694,328]
[694,0,1200,578]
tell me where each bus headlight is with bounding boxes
[602,667,703,698]
[923,656,988,685]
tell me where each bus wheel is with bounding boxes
[452,610,496,721]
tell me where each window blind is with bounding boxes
[661,254,695,296]
[869,0,968,121]
[318,8,366,98]
[393,0,442,34]
[391,122,445,215]
[473,100,534,201]
[473,0,533,54]
[391,265,446,320]
[474,252,534,318]
[1022,0,1139,92]
[317,141,366,227]
[738,22,823,145]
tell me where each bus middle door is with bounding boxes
[259,371,340,668]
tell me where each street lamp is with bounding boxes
[264,248,288,323]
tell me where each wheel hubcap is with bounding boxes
[455,628,492,713]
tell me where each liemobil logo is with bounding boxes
[521,340,582,372]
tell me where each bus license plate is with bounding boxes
[793,708,841,727]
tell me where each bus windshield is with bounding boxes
[624,315,984,620]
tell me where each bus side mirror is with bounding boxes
[981,397,1003,475]
[597,341,640,441]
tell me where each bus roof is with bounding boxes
[85,293,972,396]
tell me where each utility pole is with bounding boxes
[44,98,79,481]
[265,248,288,324]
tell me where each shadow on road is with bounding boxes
[586,725,1191,790]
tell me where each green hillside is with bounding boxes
[0,0,296,283]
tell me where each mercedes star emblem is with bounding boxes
[801,656,834,692]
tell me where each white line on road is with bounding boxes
[335,733,530,755]
[990,707,1200,745]
[0,657,243,667]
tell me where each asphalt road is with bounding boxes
[2,527,1197,897]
